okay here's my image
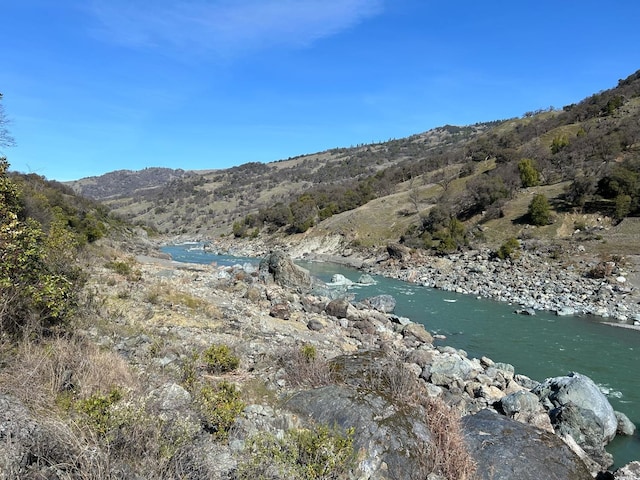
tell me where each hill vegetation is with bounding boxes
[67,70,640,256]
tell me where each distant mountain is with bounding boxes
[66,167,191,201]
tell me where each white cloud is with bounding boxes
[86,0,384,56]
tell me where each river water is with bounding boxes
[162,244,640,467]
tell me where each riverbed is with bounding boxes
[161,244,640,467]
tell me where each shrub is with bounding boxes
[496,237,520,260]
[518,158,540,187]
[196,381,245,439]
[237,424,356,480]
[74,388,123,436]
[1,159,81,338]
[527,194,552,226]
[202,344,240,374]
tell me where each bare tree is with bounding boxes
[0,93,16,151]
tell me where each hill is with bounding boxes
[67,70,640,258]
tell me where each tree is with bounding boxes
[0,159,79,338]
[518,158,540,187]
[528,194,552,226]
[0,94,16,150]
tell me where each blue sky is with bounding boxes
[2,1,640,181]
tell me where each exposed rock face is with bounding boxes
[533,372,618,469]
[462,409,593,480]
[258,250,313,292]
[0,394,83,479]
[286,385,432,480]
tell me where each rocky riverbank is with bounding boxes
[148,249,637,478]
[368,243,640,325]
[192,234,640,327]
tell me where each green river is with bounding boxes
[162,245,640,468]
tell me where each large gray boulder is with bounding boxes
[499,390,553,432]
[533,372,617,469]
[427,353,478,386]
[285,384,432,480]
[0,394,88,478]
[462,409,593,480]
[362,294,397,313]
[259,251,313,292]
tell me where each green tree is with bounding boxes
[614,194,632,221]
[550,134,569,154]
[0,160,79,338]
[528,194,552,226]
[518,158,540,187]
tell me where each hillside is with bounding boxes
[67,70,640,259]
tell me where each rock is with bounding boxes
[462,409,593,480]
[0,394,85,478]
[358,274,376,285]
[307,319,324,331]
[615,410,636,436]
[325,298,350,319]
[402,323,434,346]
[363,294,397,313]
[549,403,614,469]
[387,243,411,260]
[556,306,577,316]
[515,307,536,315]
[269,302,291,320]
[533,372,618,442]
[285,385,432,480]
[147,383,191,413]
[259,251,313,292]
[533,372,618,469]
[405,349,434,368]
[500,390,541,417]
[329,273,353,286]
[499,390,554,432]
[428,354,477,386]
[614,461,640,480]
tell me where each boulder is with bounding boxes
[259,251,313,292]
[499,390,553,432]
[615,411,636,436]
[462,409,593,480]
[533,372,617,469]
[402,323,434,346]
[614,461,640,480]
[329,273,354,286]
[533,372,617,442]
[0,394,85,478]
[363,294,397,313]
[285,384,432,480]
[325,298,350,319]
[269,302,291,320]
[428,353,477,386]
[358,273,376,285]
[387,243,411,260]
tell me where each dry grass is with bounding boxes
[360,355,477,480]
[279,345,336,389]
[0,335,136,410]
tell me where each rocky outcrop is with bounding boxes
[286,385,433,480]
[0,394,86,479]
[533,372,618,469]
[462,409,593,480]
[259,250,313,292]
